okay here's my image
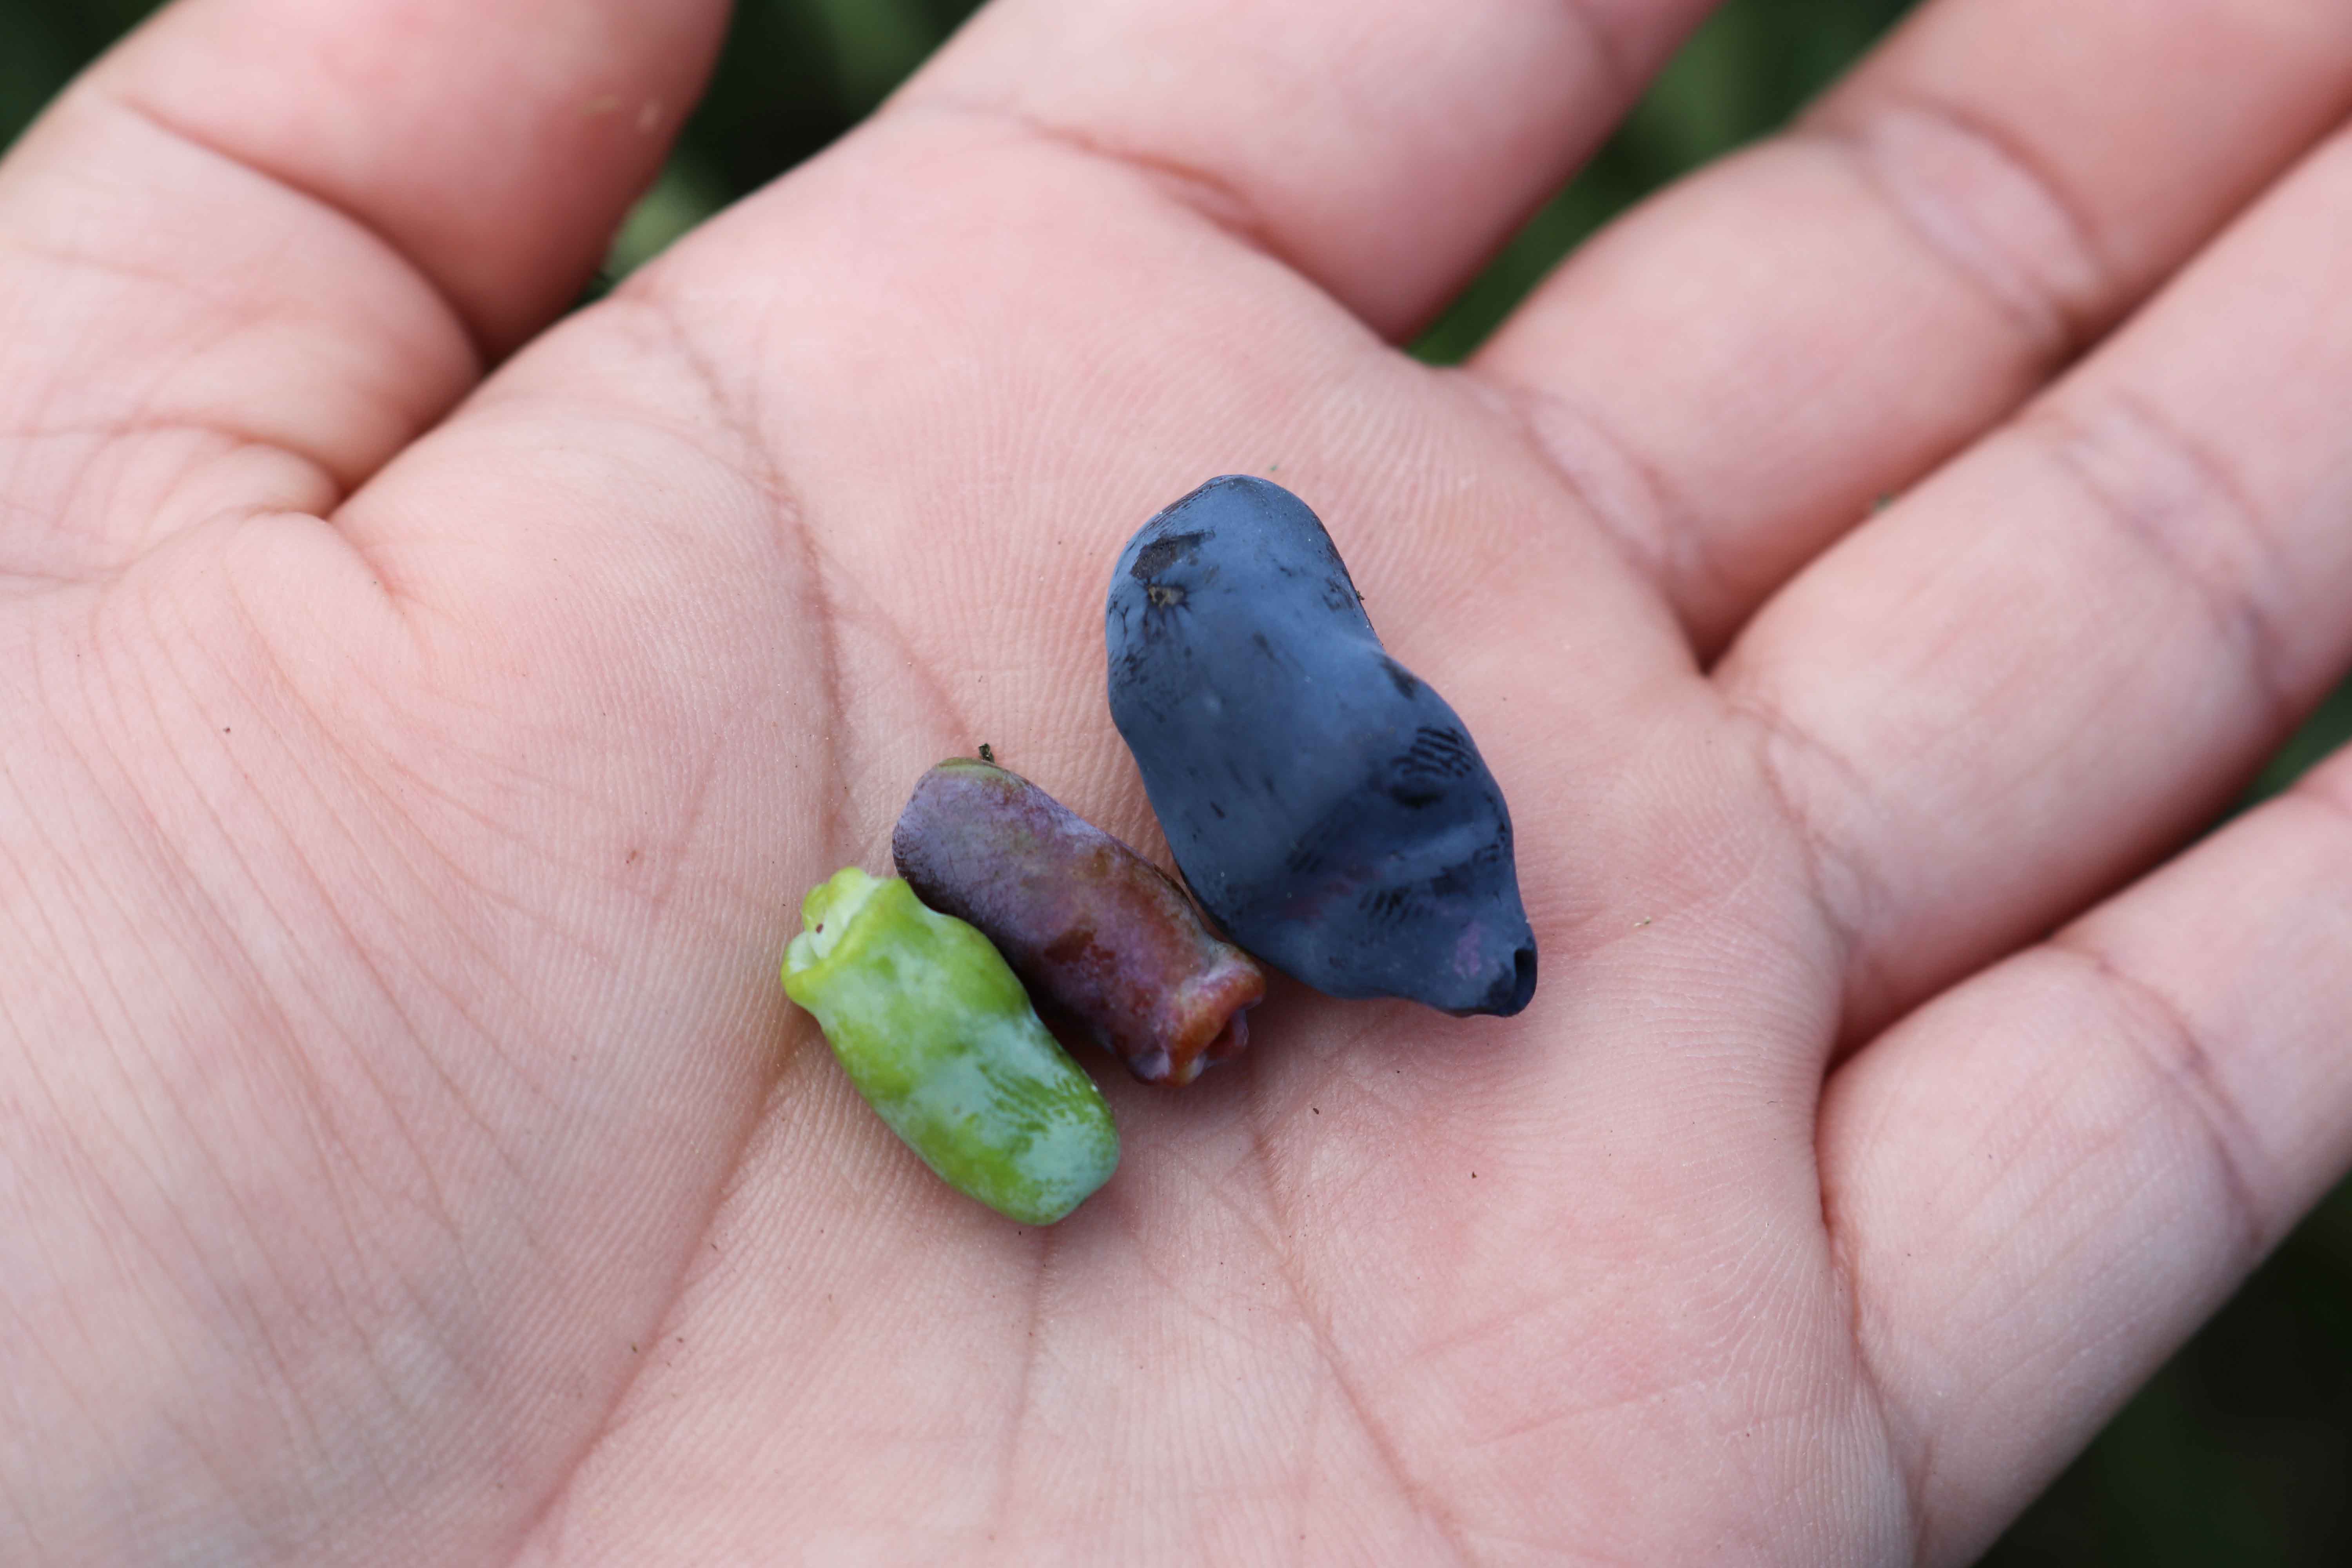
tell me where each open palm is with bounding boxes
[8,1,2352,1562]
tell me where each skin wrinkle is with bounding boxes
[1142,1132,1291,1281]
[166,880,501,1401]
[101,87,492,372]
[1804,89,2114,365]
[2040,934,2273,1269]
[96,615,389,1385]
[373,723,662,907]
[6,309,416,590]
[5,434,342,587]
[909,0,1650,345]
[2021,390,2301,735]
[1289,1359,1330,1556]
[1815,1147,1924,1568]
[1462,369,1693,612]
[150,679,507,1187]
[236,810,507,1235]
[192,1164,346,1545]
[0,1454,40,1561]
[636,695,734,918]
[3,894,158,1319]
[797,541,973,834]
[28,1211,134,1566]
[607,280,857,875]
[1713,695,1879,1042]
[598,289,787,472]
[893,98,1291,295]
[4,414,347,454]
[1402,1299,1580,1395]
[322,681,624,951]
[15,430,159,581]
[110,574,555,1292]
[270,1058,419,1490]
[61,721,221,1145]
[58,92,472,468]
[0,723,110,1041]
[503,1029,803,1566]
[1456,1363,1702,1451]
[1297,1282,1477,1568]
[354,760,636,1004]
[986,1226,1053,1545]
[0,228,217,297]
[1241,1092,1476,1568]
[0,567,90,595]
[70,1087,285,1558]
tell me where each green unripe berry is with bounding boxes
[782,867,1119,1225]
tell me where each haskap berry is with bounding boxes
[893,758,1263,1086]
[1107,476,1536,1018]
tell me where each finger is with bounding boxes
[896,0,1718,340]
[1472,0,2352,651]
[0,0,726,581]
[103,0,727,353]
[1717,123,2352,1040]
[1817,751,2352,1566]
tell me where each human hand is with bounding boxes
[5,0,2350,1562]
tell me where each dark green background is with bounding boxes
[7,1,2349,1560]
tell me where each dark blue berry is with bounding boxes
[1107,476,1536,1017]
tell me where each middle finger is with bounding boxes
[1472,0,2352,653]
[1716,122,2352,1042]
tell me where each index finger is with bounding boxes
[899,0,1720,338]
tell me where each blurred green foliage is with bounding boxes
[5,0,2350,1560]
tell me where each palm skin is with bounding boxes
[7,1,2352,1564]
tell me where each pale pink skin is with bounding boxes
[893,759,1263,1085]
[8,2,2352,1566]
